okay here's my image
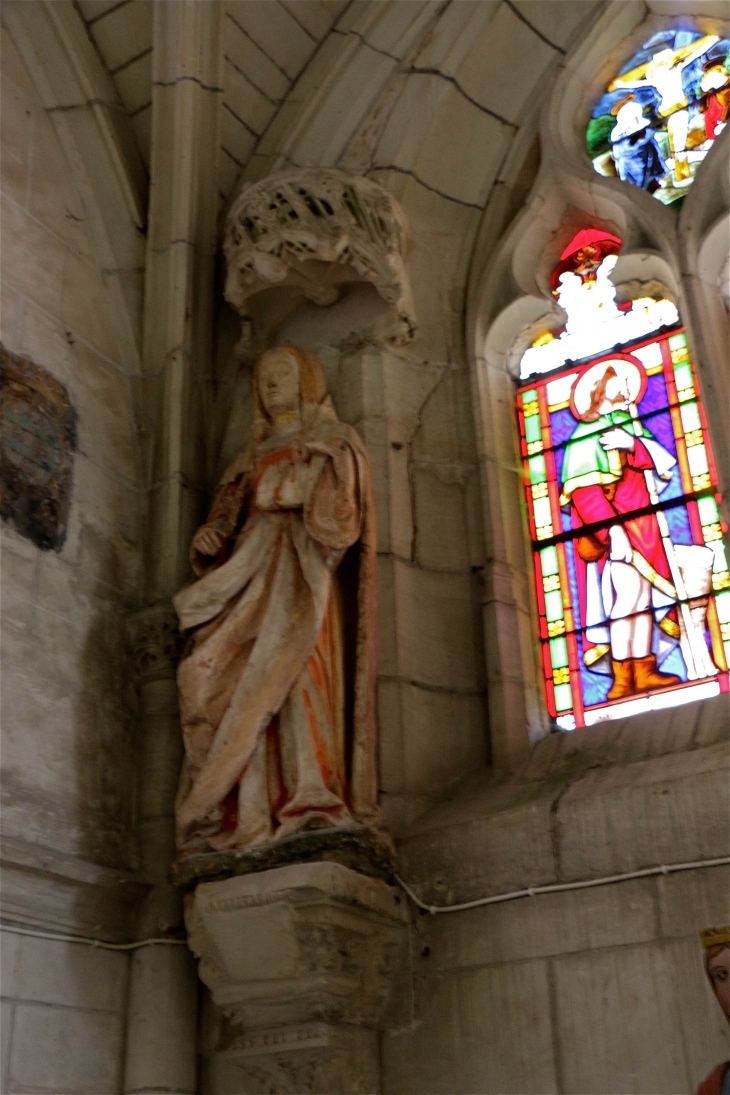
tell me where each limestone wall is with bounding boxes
[384,695,730,1094]
[0,26,143,1092]
[1,930,128,1094]
[383,864,729,1094]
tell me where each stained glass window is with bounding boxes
[587,29,730,205]
[517,233,729,729]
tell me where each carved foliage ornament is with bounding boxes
[184,863,406,1031]
[223,169,416,342]
[128,604,184,682]
[225,1025,379,1095]
[0,345,76,551]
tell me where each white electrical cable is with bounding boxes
[4,858,727,941]
[395,855,730,915]
[0,924,188,951]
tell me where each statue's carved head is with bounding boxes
[252,345,334,440]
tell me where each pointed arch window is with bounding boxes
[516,231,729,730]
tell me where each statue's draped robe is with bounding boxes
[173,409,378,851]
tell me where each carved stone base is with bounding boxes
[186,861,407,1093]
[223,1023,378,1095]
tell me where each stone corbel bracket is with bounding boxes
[186,861,406,1028]
[185,861,408,1093]
[223,168,416,344]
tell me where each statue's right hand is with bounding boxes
[192,526,225,556]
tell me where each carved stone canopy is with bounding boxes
[223,168,416,343]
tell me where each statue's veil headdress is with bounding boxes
[252,345,336,442]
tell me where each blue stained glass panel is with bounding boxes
[587,29,730,206]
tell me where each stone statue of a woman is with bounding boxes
[173,345,379,855]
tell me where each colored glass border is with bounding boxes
[517,325,730,730]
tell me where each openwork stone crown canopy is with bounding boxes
[223,169,415,342]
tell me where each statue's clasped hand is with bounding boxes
[193,525,226,557]
[302,439,339,459]
[599,427,635,451]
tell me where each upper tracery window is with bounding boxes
[516,231,729,730]
[587,29,730,206]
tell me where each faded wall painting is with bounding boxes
[0,345,76,551]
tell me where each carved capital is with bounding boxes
[223,168,416,343]
[128,603,183,682]
[186,861,406,1029]
[186,862,407,1090]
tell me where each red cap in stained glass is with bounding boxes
[550,229,623,290]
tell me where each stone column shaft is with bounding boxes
[124,2,222,1091]
[125,607,198,1095]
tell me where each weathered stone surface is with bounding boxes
[222,1023,379,1095]
[400,682,487,801]
[399,738,730,904]
[0,835,147,942]
[391,732,729,1094]
[173,825,396,889]
[382,960,558,1094]
[416,876,657,971]
[656,864,730,940]
[520,692,729,780]
[412,464,472,570]
[552,939,729,1095]
[556,742,730,880]
[0,25,145,1093]
[694,689,730,747]
[12,931,128,1012]
[394,561,482,691]
[1,930,132,1095]
[8,1001,123,1095]
[0,23,142,877]
[0,999,11,1094]
[397,776,558,905]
